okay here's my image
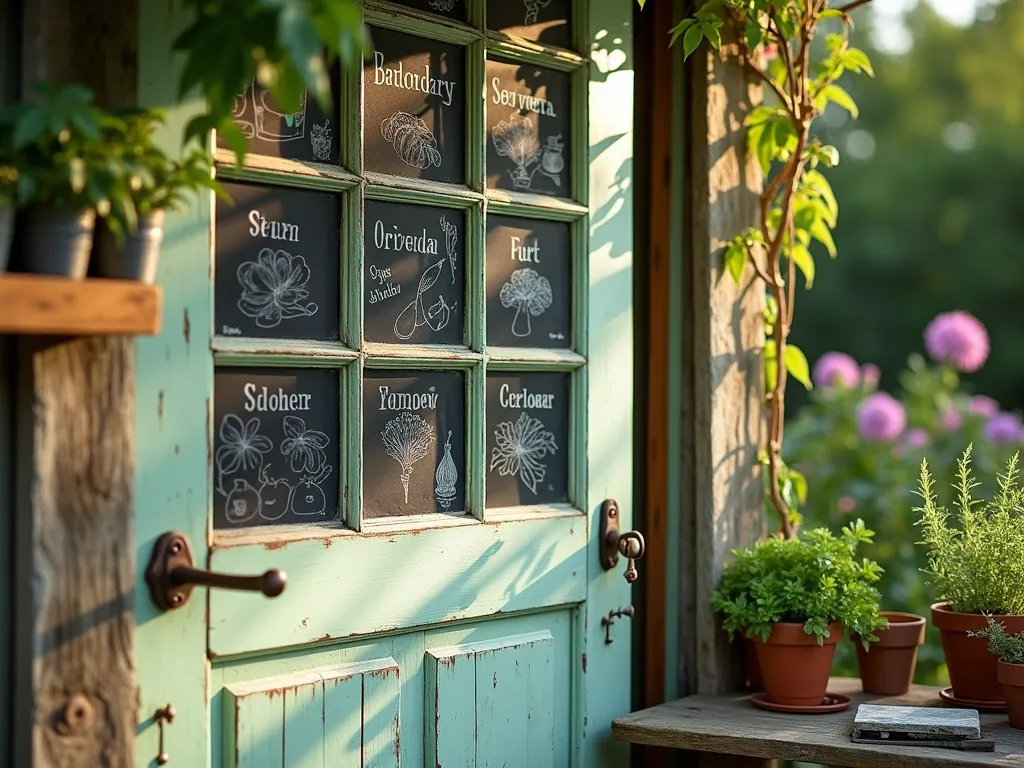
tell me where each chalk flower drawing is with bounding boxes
[215,414,273,496]
[523,0,552,24]
[500,267,553,337]
[382,412,436,504]
[310,119,332,161]
[492,113,540,188]
[439,215,458,283]
[381,111,442,169]
[394,258,456,339]
[490,412,558,494]
[237,248,319,328]
[434,431,458,509]
[280,415,330,474]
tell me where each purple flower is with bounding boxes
[857,392,907,442]
[838,495,856,514]
[984,412,1023,443]
[861,364,880,388]
[940,406,964,432]
[904,427,929,448]
[812,352,860,388]
[969,395,999,417]
[923,311,990,372]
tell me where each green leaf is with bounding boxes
[810,217,838,257]
[843,48,875,77]
[765,339,778,392]
[700,20,723,50]
[784,344,813,390]
[724,241,746,284]
[818,8,843,20]
[668,18,695,48]
[822,84,859,118]
[789,245,815,288]
[13,108,48,149]
[803,169,838,221]
[745,19,762,50]
[683,24,704,59]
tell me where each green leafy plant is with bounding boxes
[638,0,877,537]
[968,615,1024,666]
[711,518,886,647]
[916,446,1024,615]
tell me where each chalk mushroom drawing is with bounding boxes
[439,214,458,283]
[500,267,553,337]
[394,258,457,340]
[434,431,458,509]
[237,248,319,328]
[255,88,307,141]
[381,111,442,169]
[382,412,436,503]
[490,412,558,494]
[492,113,564,191]
[523,0,552,24]
[215,414,273,523]
[310,119,332,161]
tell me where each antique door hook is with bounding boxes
[145,531,287,611]
[598,499,646,582]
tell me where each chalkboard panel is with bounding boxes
[486,58,570,197]
[364,200,465,345]
[487,0,572,50]
[486,373,569,507]
[395,0,469,22]
[363,371,466,518]
[215,181,341,340]
[216,74,340,164]
[364,26,465,184]
[213,368,340,529]
[486,215,571,348]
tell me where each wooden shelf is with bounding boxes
[612,677,1024,768]
[0,274,162,336]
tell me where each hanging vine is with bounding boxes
[640,0,877,538]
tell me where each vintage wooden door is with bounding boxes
[134,1,635,766]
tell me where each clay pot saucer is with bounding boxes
[938,687,1007,713]
[750,692,851,714]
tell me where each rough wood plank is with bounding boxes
[0,276,162,336]
[612,677,1024,768]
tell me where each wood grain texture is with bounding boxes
[0,276,162,337]
[613,677,1024,767]
[680,21,766,704]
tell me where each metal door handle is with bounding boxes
[145,531,287,611]
[598,499,646,583]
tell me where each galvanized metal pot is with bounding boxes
[21,206,96,279]
[95,209,166,284]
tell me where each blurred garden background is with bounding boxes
[783,0,1024,685]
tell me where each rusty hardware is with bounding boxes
[601,605,636,644]
[145,531,287,611]
[154,704,175,765]
[598,499,646,582]
[55,694,94,736]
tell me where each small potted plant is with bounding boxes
[852,611,926,695]
[94,109,224,284]
[969,616,1024,729]
[712,519,886,709]
[916,446,1024,707]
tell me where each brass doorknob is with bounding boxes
[145,531,287,611]
[598,499,646,582]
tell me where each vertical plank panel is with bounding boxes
[231,688,285,768]
[283,672,326,768]
[362,664,400,768]
[475,644,526,765]
[525,636,555,766]
[322,668,366,765]
[425,649,476,768]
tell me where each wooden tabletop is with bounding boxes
[612,677,1024,767]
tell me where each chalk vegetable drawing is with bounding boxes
[500,267,553,337]
[257,465,292,521]
[490,412,558,494]
[381,111,442,169]
[237,248,319,329]
[434,431,458,509]
[394,258,457,340]
[382,411,436,504]
[439,214,458,283]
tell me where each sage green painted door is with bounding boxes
[134,1,635,766]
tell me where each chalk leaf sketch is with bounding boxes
[381,111,442,169]
[256,464,292,521]
[394,258,457,339]
[492,113,564,191]
[439,215,458,283]
[215,414,273,497]
[523,0,552,23]
[255,87,307,141]
[434,430,458,509]
[289,463,333,516]
[310,119,332,161]
[429,0,459,9]
[225,478,261,524]
[237,248,319,328]
[500,267,553,337]
[280,415,331,474]
[490,411,558,494]
[382,411,436,503]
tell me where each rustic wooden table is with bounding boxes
[612,677,1024,767]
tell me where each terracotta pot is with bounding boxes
[998,661,1024,729]
[932,602,1024,703]
[744,636,764,691]
[754,621,842,707]
[853,612,926,695]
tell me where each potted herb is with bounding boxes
[969,616,1024,729]
[94,109,224,284]
[916,446,1024,706]
[712,520,886,708]
[852,611,926,696]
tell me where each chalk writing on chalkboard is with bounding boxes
[486,58,570,196]
[213,368,340,529]
[364,200,465,345]
[216,181,340,340]
[487,0,572,50]
[395,0,468,21]
[363,371,466,518]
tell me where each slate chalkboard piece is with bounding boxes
[215,180,341,341]
[486,58,571,197]
[486,373,569,507]
[487,214,571,348]
[487,0,572,50]
[363,371,467,518]
[363,26,466,185]
[213,367,340,529]
[364,200,465,345]
[395,0,469,22]
[216,72,341,165]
